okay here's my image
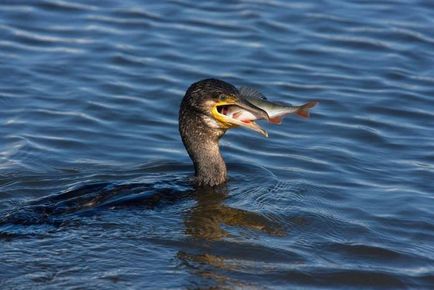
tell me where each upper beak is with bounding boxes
[212,96,270,137]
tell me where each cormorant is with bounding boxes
[179,79,270,187]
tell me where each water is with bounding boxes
[1,0,433,288]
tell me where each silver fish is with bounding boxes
[239,87,318,124]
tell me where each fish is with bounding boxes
[238,86,318,124]
[220,105,258,124]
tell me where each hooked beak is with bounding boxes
[211,95,270,137]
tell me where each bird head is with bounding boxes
[180,79,269,137]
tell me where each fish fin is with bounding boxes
[269,116,282,125]
[296,101,318,119]
[239,86,267,100]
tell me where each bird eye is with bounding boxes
[219,94,227,101]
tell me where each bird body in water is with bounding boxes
[179,79,317,187]
[0,79,316,228]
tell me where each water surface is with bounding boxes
[1,0,434,289]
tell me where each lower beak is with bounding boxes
[212,98,270,137]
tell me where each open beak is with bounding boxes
[211,96,270,137]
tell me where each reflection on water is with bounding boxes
[181,185,287,288]
[186,185,284,240]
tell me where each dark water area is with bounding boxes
[1,0,434,289]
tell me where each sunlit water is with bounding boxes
[1,0,434,289]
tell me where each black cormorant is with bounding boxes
[179,79,270,187]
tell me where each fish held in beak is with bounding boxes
[212,95,270,137]
[239,87,318,125]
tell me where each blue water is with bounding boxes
[1,0,434,289]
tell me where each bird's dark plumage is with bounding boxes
[179,79,237,186]
[179,79,273,187]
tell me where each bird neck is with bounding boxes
[179,112,227,187]
[192,138,227,186]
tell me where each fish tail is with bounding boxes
[296,101,318,118]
